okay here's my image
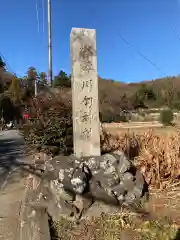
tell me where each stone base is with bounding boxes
[29,151,149,223]
[19,175,51,240]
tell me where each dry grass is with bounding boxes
[149,186,180,225]
[101,127,180,189]
[52,213,179,240]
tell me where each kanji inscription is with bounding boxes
[80,62,93,74]
[70,28,100,157]
[81,96,93,108]
[80,111,93,122]
[79,44,95,60]
[81,128,92,140]
[81,79,93,91]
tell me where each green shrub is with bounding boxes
[115,114,128,122]
[20,92,73,156]
[159,109,174,126]
[101,111,114,123]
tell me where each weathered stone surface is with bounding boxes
[112,181,126,197]
[132,186,142,200]
[32,151,149,221]
[41,154,82,181]
[50,179,74,202]
[70,28,100,157]
[86,180,119,206]
[124,192,136,205]
[81,156,101,172]
[70,165,91,194]
[93,168,120,190]
[112,152,132,175]
[121,172,134,191]
[19,176,50,240]
[134,169,145,192]
[101,153,118,166]
[43,181,77,221]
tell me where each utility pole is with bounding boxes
[35,78,37,97]
[48,0,53,87]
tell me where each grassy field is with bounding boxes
[102,123,180,136]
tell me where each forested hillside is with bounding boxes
[0,55,180,122]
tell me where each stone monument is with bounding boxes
[70,28,100,157]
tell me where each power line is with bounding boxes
[169,24,180,42]
[116,33,176,96]
[35,0,40,34]
[48,0,53,86]
[117,32,169,78]
[42,0,45,33]
[168,25,180,89]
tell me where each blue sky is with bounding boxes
[1,0,180,82]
